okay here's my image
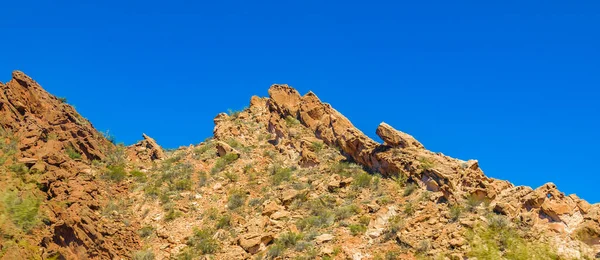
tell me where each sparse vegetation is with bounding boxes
[349,224,367,236]
[138,226,155,238]
[403,201,415,216]
[227,189,247,210]
[285,115,301,126]
[180,228,219,255]
[466,214,558,260]
[65,146,82,159]
[449,205,463,222]
[1,190,41,233]
[419,157,435,171]
[211,153,239,174]
[403,183,417,196]
[353,172,372,188]
[57,97,68,103]
[271,164,294,185]
[216,214,231,229]
[132,250,155,260]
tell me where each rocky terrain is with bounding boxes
[1,71,599,259]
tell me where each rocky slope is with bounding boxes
[1,71,599,259]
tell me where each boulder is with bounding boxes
[376,122,424,149]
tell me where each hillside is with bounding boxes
[1,71,599,259]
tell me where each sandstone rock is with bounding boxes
[126,133,166,163]
[216,141,240,158]
[376,122,424,149]
[315,234,334,244]
[238,233,274,254]
[263,201,283,216]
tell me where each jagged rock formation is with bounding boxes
[1,72,599,259]
[127,133,166,164]
[0,71,140,259]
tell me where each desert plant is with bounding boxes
[271,165,294,185]
[311,141,324,152]
[349,224,367,236]
[419,157,435,170]
[334,204,360,220]
[186,228,219,254]
[138,226,155,238]
[1,191,41,232]
[57,97,68,103]
[224,171,239,182]
[105,165,127,182]
[211,153,239,174]
[449,205,463,222]
[403,183,418,196]
[216,214,231,229]
[403,201,415,216]
[353,172,372,188]
[132,250,155,260]
[65,146,82,159]
[285,115,301,126]
[227,190,247,210]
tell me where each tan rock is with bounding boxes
[315,234,334,244]
[376,122,424,149]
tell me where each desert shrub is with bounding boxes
[334,204,360,220]
[1,191,41,232]
[449,205,463,222]
[403,202,415,216]
[65,146,82,159]
[228,108,243,117]
[403,183,417,197]
[467,214,558,260]
[185,228,219,255]
[132,250,155,260]
[285,116,301,126]
[164,208,182,221]
[8,163,28,177]
[353,172,372,188]
[394,173,408,188]
[105,165,127,182]
[466,194,480,212]
[382,216,404,242]
[227,190,247,210]
[271,165,294,185]
[359,215,371,226]
[278,232,304,248]
[174,179,192,191]
[385,251,400,260]
[416,240,431,254]
[130,170,146,182]
[267,243,285,259]
[138,226,155,238]
[349,224,367,236]
[296,214,334,231]
[57,97,68,103]
[198,171,208,187]
[103,143,126,166]
[224,171,239,182]
[419,157,435,170]
[311,141,324,152]
[211,153,239,174]
[216,214,231,229]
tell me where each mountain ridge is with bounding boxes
[1,70,599,259]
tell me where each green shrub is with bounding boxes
[227,190,247,210]
[271,165,294,185]
[267,243,286,258]
[1,191,41,232]
[174,179,192,191]
[466,194,480,212]
[394,173,408,188]
[311,141,324,152]
[349,224,367,236]
[132,250,155,260]
[334,204,360,220]
[198,171,208,187]
[216,214,231,229]
[104,144,126,166]
[449,205,463,222]
[467,214,558,260]
[285,116,301,126]
[106,165,127,182]
[416,240,430,254]
[278,232,303,248]
[164,208,182,221]
[403,202,415,216]
[8,163,28,176]
[65,146,82,159]
[130,170,146,182]
[353,172,372,188]
[138,226,155,238]
[185,228,219,255]
[211,153,239,174]
[224,171,239,182]
[403,183,417,197]
[419,157,435,170]
[57,97,68,103]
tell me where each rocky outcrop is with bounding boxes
[127,133,166,163]
[0,71,140,259]
[376,122,423,149]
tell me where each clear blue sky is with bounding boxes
[1,1,599,202]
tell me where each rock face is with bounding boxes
[0,71,140,259]
[127,133,166,163]
[2,73,600,259]
[376,122,423,149]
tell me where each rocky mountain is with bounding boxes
[0,71,599,259]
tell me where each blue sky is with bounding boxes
[1,1,599,202]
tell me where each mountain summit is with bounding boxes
[1,72,598,259]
